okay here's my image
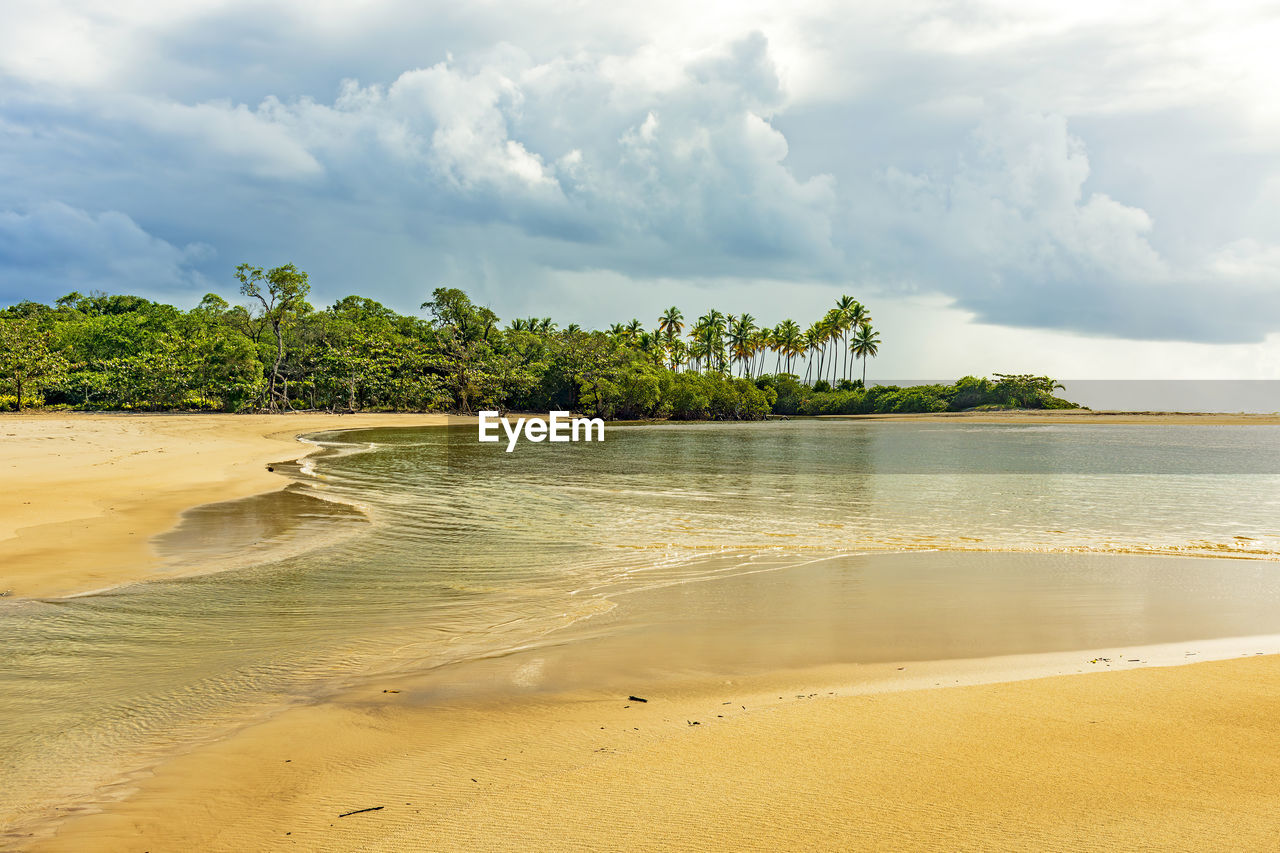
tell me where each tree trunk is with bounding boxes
[269,319,286,411]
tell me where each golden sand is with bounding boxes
[0,412,459,598]
[7,410,1280,851]
[30,651,1280,852]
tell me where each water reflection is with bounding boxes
[3,420,1280,837]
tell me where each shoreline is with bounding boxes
[7,411,1280,849]
[26,627,1280,851]
[0,412,468,599]
[4,409,1276,600]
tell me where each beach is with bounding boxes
[27,632,1280,852]
[14,407,1264,601]
[0,412,458,599]
[5,411,1280,851]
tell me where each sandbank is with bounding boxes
[0,412,462,599]
[29,638,1280,852]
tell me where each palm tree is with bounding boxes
[774,320,802,375]
[668,337,688,371]
[658,307,684,369]
[748,328,769,378]
[821,309,843,385]
[658,306,684,338]
[768,325,783,374]
[834,295,856,381]
[728,313,756,377]
[635,331,663,366]
[844,301,869,382]
[803,325,823,384]
[625,318,643,340]
[691,310,727,373]
[850,322,881,386]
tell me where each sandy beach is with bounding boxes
[0,412,459,599]
[27,643,1280,852]
[6,411,1280,851]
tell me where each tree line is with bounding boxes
[0,263,1076,418]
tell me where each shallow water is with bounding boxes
[3,420,1280,839]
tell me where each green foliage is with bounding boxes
[237,263,312,411]
[0,274,1076,420]
[0,317,69,410]
[770,373,1077,415]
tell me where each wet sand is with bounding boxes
[0,413,461,598]
[29,620,1280,851]
[8,411,1280,850]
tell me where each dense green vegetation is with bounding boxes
[762,374,1077,416]
[0,264,1076,417]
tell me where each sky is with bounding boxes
[1,0,1279,378]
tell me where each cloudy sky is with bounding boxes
[2,0,1278,378]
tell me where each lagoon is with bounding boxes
[4,419,1280,840]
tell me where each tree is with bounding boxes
[835,296,868,383]
[992,374,1066,408]
[0,317,68,409]
[658,306,684,370]
[728,313,755,377]
[237,263,311,411]
[420,287,504,413]
[851,322,881,385]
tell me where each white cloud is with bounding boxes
[59,35,838,270]
[2,0,1280,368]
[867,108,1280,341]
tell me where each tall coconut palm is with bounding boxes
[844,301,869,382]
[635,330,663,366]
[770,325,784,374]
[821,309,843,385]
[691,310,727,373]
[771,319,801,374]
[668,337,688,371]
[850,322,881,386]
[748,328,769,378]
[834,295,857,381]
[803,325,823,384]
[728,313,756,377]
[689,326,717,373]
[658,306,684,339]
[657,307,684,369]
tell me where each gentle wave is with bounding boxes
[5,420,1280,843]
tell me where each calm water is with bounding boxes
[3,421,1280,839]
